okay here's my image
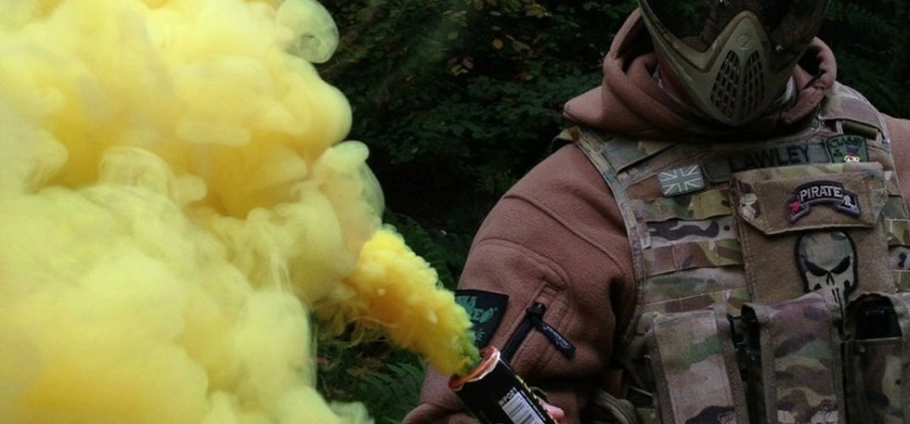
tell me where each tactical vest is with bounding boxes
[572,83,910,424]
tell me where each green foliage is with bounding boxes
[317,338,426,423]
[359,361,427,424]
[823,0,910,117]
[322,0,636,232]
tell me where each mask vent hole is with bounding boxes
[711,51,741,121]
[740,51,765,121]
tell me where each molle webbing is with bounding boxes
[888,219,910,290]
[647,306,748,424]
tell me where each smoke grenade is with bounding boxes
[449,347,558,424]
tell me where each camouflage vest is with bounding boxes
[572,83,910,424]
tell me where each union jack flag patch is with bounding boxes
[659,165,706,197]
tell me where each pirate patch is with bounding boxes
[454,289,507,348]
[825,135,868,163]
[659,165,706,197]
[786,181,861,222]
[796,232,858,315]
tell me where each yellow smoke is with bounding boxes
[0,0,476,423]
[323,230,480,375]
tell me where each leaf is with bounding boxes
[357,360,427,421]
[525,3,548,18]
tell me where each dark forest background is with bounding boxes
[314,0,910,422]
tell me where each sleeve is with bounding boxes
[403,144,636,424]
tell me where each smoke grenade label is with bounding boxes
[498,387,547,424]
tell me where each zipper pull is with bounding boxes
[528,303,576,359]
[527,302,546,319]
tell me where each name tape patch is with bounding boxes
[729,144,828,173]
[786,181,861,222]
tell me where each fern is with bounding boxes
[318,338,429,423]
[358,358,428,423]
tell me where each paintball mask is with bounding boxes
[638,0,830,126]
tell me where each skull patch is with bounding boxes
[796,232,858,314]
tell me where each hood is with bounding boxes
[563,9,837,141]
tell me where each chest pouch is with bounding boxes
[729,162,894,311]
[741,293,845,424]
[646,305,749,424]
[844,293,910,423]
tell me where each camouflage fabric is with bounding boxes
[886,219,910,247]
[844,293,910,424]
[853,341,902,424]
[632,189,732,222]
[727,163,895,306]
[642,268,747,304]
[572,82,908,424]
[886,219,910,279]
[641,268,750,318]
[818,84,889,140]
[743,293,845,424]
[648,217,737,248]
[883,196,909,220]
[648,307,747,424]
[729,162,888,234]
[599,138,675,173]
[884,170,904,197]
[890,248,910,279]
[643,238,742,277]
[643,287,751,317]
[894,271,910,292]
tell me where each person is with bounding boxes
[404,0,910,422]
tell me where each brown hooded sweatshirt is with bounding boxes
[404,10,910,424]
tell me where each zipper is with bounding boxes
[500,302,576,363]
[500,303,540,362]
